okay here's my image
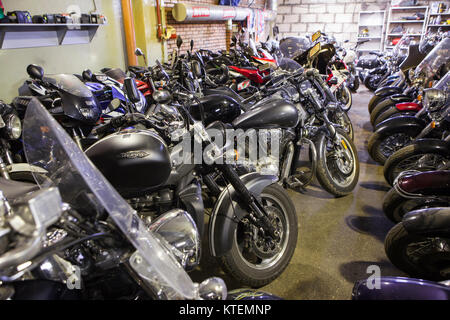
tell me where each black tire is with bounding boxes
[370,99,395,126]
[329,109,354,141]
[368,94,389,114]
[219,184,298,287]
[383,143,450,185]
[364,74,381,92]
[315,129,359,197]
[382,187,449,223]
[336,86,352,112]
[373,107,415,127]
[385,222,450,280]
[367,128,418,165]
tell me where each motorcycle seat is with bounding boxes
[398,170,450,197]
[0,177,39,200]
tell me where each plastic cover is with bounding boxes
[415,38,450,82]
[280,37,312,58]
[45,74,93,98]
[22,98,197,299]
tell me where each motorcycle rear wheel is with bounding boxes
[219,184,298,287]
[385,222,450,281]
[336,86,352,112]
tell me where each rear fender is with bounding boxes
[390,94,414,103]
[403,207,450,234]
[374,115,427,135]
[374,86,403,97]
[396,102,422,112]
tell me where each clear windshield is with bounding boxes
[434,71,450,91]
[414,38,450,81]
[22,98,197,299]
[46,74,93,98]
[392,35,411,57]
[280,37,312,58]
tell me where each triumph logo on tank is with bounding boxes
[117,151,151,159]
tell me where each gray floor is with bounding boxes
[191,87,406,299]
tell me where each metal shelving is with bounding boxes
[384,6,429,52]
[356,10,386,56]
[0,23,105,49]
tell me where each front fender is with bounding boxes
[403,207,450,234]
[374,115,427,135]
[208,172,278,257]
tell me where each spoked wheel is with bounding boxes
[315,129,359,197]
[385,223,450,280]
[367,131,415,164]
[384,150,449,185]
[335,86,352,112]
[219,184,298,287]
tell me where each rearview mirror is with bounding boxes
[27,64,44,80]
[273,26,279,36]
[123,78,141,103]
[190,39,194,52]
[232,35,237,43]
[176,35,183,49]
[82,69,93,82]
[135,48,144,56]
[311,30,321,42]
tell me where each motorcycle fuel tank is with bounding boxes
[232,98,299,129]
[189,93,241,126]
[85,130,171,197]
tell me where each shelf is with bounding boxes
[0,23,105,49]
[391,6,429,10]
[390,20,425,23]
[428,24,450,27]
[387,33,422,36]
[429,13,450,15]
[357,36,382,39]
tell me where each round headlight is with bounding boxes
[423,88,447,111]
[6,114,22,140]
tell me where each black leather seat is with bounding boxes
[0,177,39,200]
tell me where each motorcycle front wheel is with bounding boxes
[315,129,359,197]
[219,184,298,287]
[385,222,450,281]
[336,86,352,112]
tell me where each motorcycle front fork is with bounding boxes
[217,164,279,239]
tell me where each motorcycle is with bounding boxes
[383,170,450,223]
[368,46,450,165]
[0,97,228,300]
[84,78,299,287]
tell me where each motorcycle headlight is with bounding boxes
[423,88,447,111]
[5,114,22,140]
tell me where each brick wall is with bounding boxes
[164,0,266,54]
[276,0,440,46]
[276,0,391,44]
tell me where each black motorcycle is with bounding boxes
[84,78,298,287]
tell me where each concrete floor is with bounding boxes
[191,87,406,299]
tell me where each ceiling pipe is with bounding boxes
[171,1,277,22]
